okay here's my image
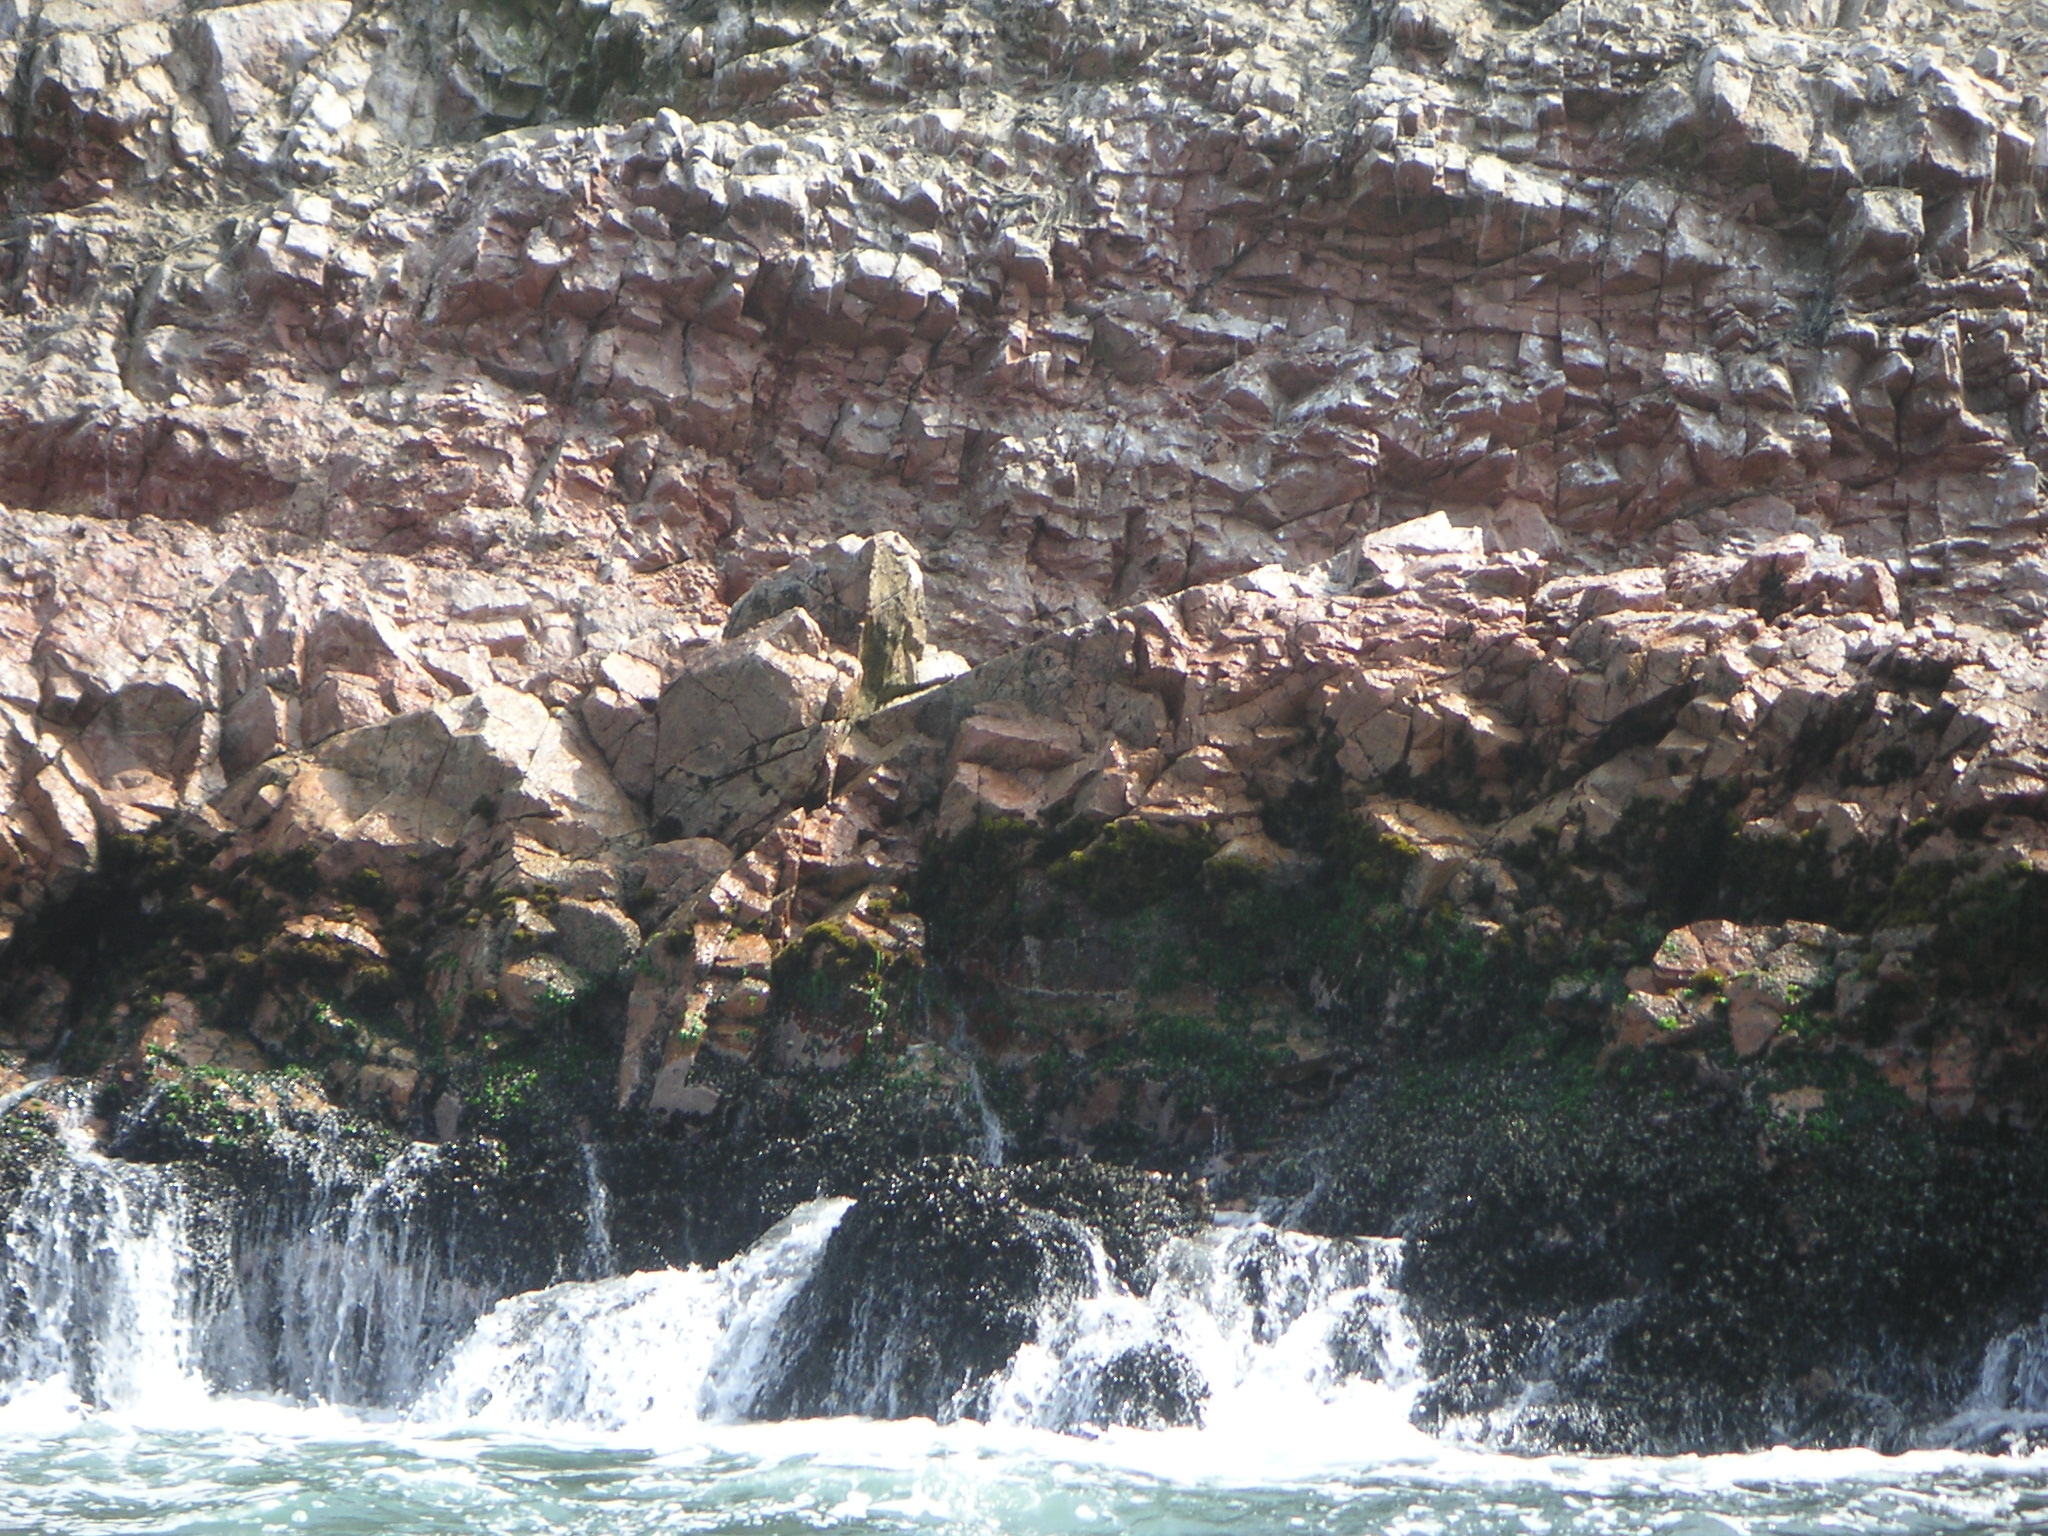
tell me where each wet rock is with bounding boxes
[753,1157,1198,1421]
[1085,1343,1208,1429]
[750,1157,1096,1420]
[23,1080,596,1405]
[1290,1048,2048,1456]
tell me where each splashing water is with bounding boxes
[983,1216,1418,1443]
[1934,1315,2048,1451]
[5,1115,2048,1533]
[965,1064,1006,1168]
[205,1130,501,1405]
[1,1109,518,1411]
[0,1114,207,1412]
[420,1192,1421,1461]
[578,1142,616,1282]
[416,1198,854,1430]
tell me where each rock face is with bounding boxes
[724,530,937,701]
[4,0,2048,1457]
[652,606,858,843]
[751,1157,1196,1422]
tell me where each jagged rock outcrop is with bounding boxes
[723,529,948,699]
[8,0,2048,645]
[0,0,2027,1091]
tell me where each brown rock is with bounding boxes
[0,0,2041,1141]
[1726,979,1786,1059]
[140,994,265,1071]
[954,709,1084,772]
[652,609,858,846]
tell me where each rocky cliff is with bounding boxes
[4,0,2048,1454]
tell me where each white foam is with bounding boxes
[9,1109,2048,1504]
[1,1109,507,1410]
[984,1218,1425,1457]
[414,1197,853,1430]
[0,1114,210,1413]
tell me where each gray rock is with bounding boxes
[725,533,930,704]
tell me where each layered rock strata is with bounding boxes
[3,0,2048,1455]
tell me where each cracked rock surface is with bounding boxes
[5,0,2048,1455]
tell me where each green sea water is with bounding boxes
[4,1407,2045,1536]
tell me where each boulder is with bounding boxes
[652,609,859,846]
[954,707,1083,771]
[549,898,642,979]
[139,993,265,1070]
[1359,798,1478,908]
[749,1159,1195,1422]
[248,684,643,871]
[1830,187,1923,295]
[192,0,353,140]
[1633,920,1843,1059]
[499,953,589,1027]
[725,533,930,704]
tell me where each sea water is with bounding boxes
[3,1404,2046,1534]
[5,1127,2048,1534]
